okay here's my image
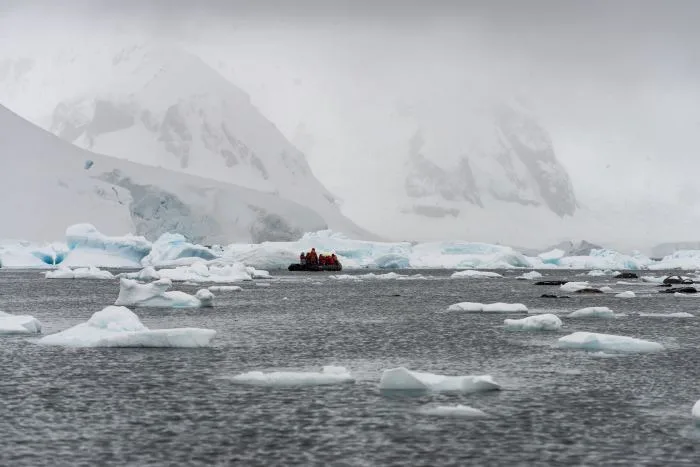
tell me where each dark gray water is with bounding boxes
[1,269,700,466]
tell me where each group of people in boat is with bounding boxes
[300,248,339,266]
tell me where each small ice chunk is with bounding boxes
[417,404,491,419]
[560,281,592,293]
[451,270,503,279]
[557,332,664,353]
[600,286,614,293]
[115,278,214,308]
[567,307,614,319]
[38,306,215,347]
[379,367,501,393]
[615,291,636,298]
[0,310,42,334]
[255,282,271,287]
[208,285,242,292]
[693,400,700,421]
[516,271,543,280]
[229,366,355,387]
[45,266,114,280]
[447,302,528,313]
[504,313,562,331]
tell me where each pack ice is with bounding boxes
[448,302,528,313]
[504,314,562,331]
[379,367,501,393]
[229,366,355,387]
[0,310,42,335]
[115,278,214,308]
[38,306,216,347]
[557,332,664,353]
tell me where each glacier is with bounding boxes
[38,306,215,347]
[379,367,501,394]
[114,278,214,308]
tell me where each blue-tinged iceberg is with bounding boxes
[62,223,152,268]
[38,306,215,347]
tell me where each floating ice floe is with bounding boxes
[45,265,114,280]
[637,312,695,318]
[557,332,664,353]
[379,367,501,393]
[587,269,619,277]
[417,405,491,419]
[504,314,562,331]
[567,307,615,319]
[228,366,355,387]
[451,270,503,279]
[447,302,528,313]
[560,281,593,293]
[693,400,700,422]
[115,278,214,308]
[208,285,242,292]
[156,262,269,283]
[516,271,543,280]
[37,306,215,347]
[329,272,426,281]
[0,310,42,334]
[615,291,636,298]
[674,292,700,298]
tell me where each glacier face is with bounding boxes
[0,42,371,242]
[403,102,576,219]
[0,104,331,243]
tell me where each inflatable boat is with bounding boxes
[288,263,342,272]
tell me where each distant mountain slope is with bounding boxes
[0,104,333,243]
[0,42,372,240]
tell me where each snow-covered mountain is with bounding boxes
[403,102,577,219]
[0,41,371,240]
[0,104,338,244]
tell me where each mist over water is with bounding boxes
[2,0,700,250]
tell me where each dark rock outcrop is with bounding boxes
[535,280,569,286]
[614,272,639,279]
[659,287,697,294]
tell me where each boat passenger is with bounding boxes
[330,254,338,266]
[300,252,306,265]
[307,248,318,265]
[319,254,326,266]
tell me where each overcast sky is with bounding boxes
[2,0,700,228]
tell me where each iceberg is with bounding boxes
[0,241,67,268]
[38,306,215,347]
[45,266,114,280]
[228,366,355,387]
[379,367,501,393]
[504,314,562,331]
[567,307,615,319]
[451,270,503,279]
[560,281,594,293]
[61,224,152,268]
[447,302,528,313]
[141,233,217,267]
[114,278,214,308]
[557,332,664,353]
[417,405,491,419]
[615,291,636,298]
[0,310,42,334]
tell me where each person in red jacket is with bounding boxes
[330,254,338,266]
[307,248,318,265]
[319,254,327,266]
